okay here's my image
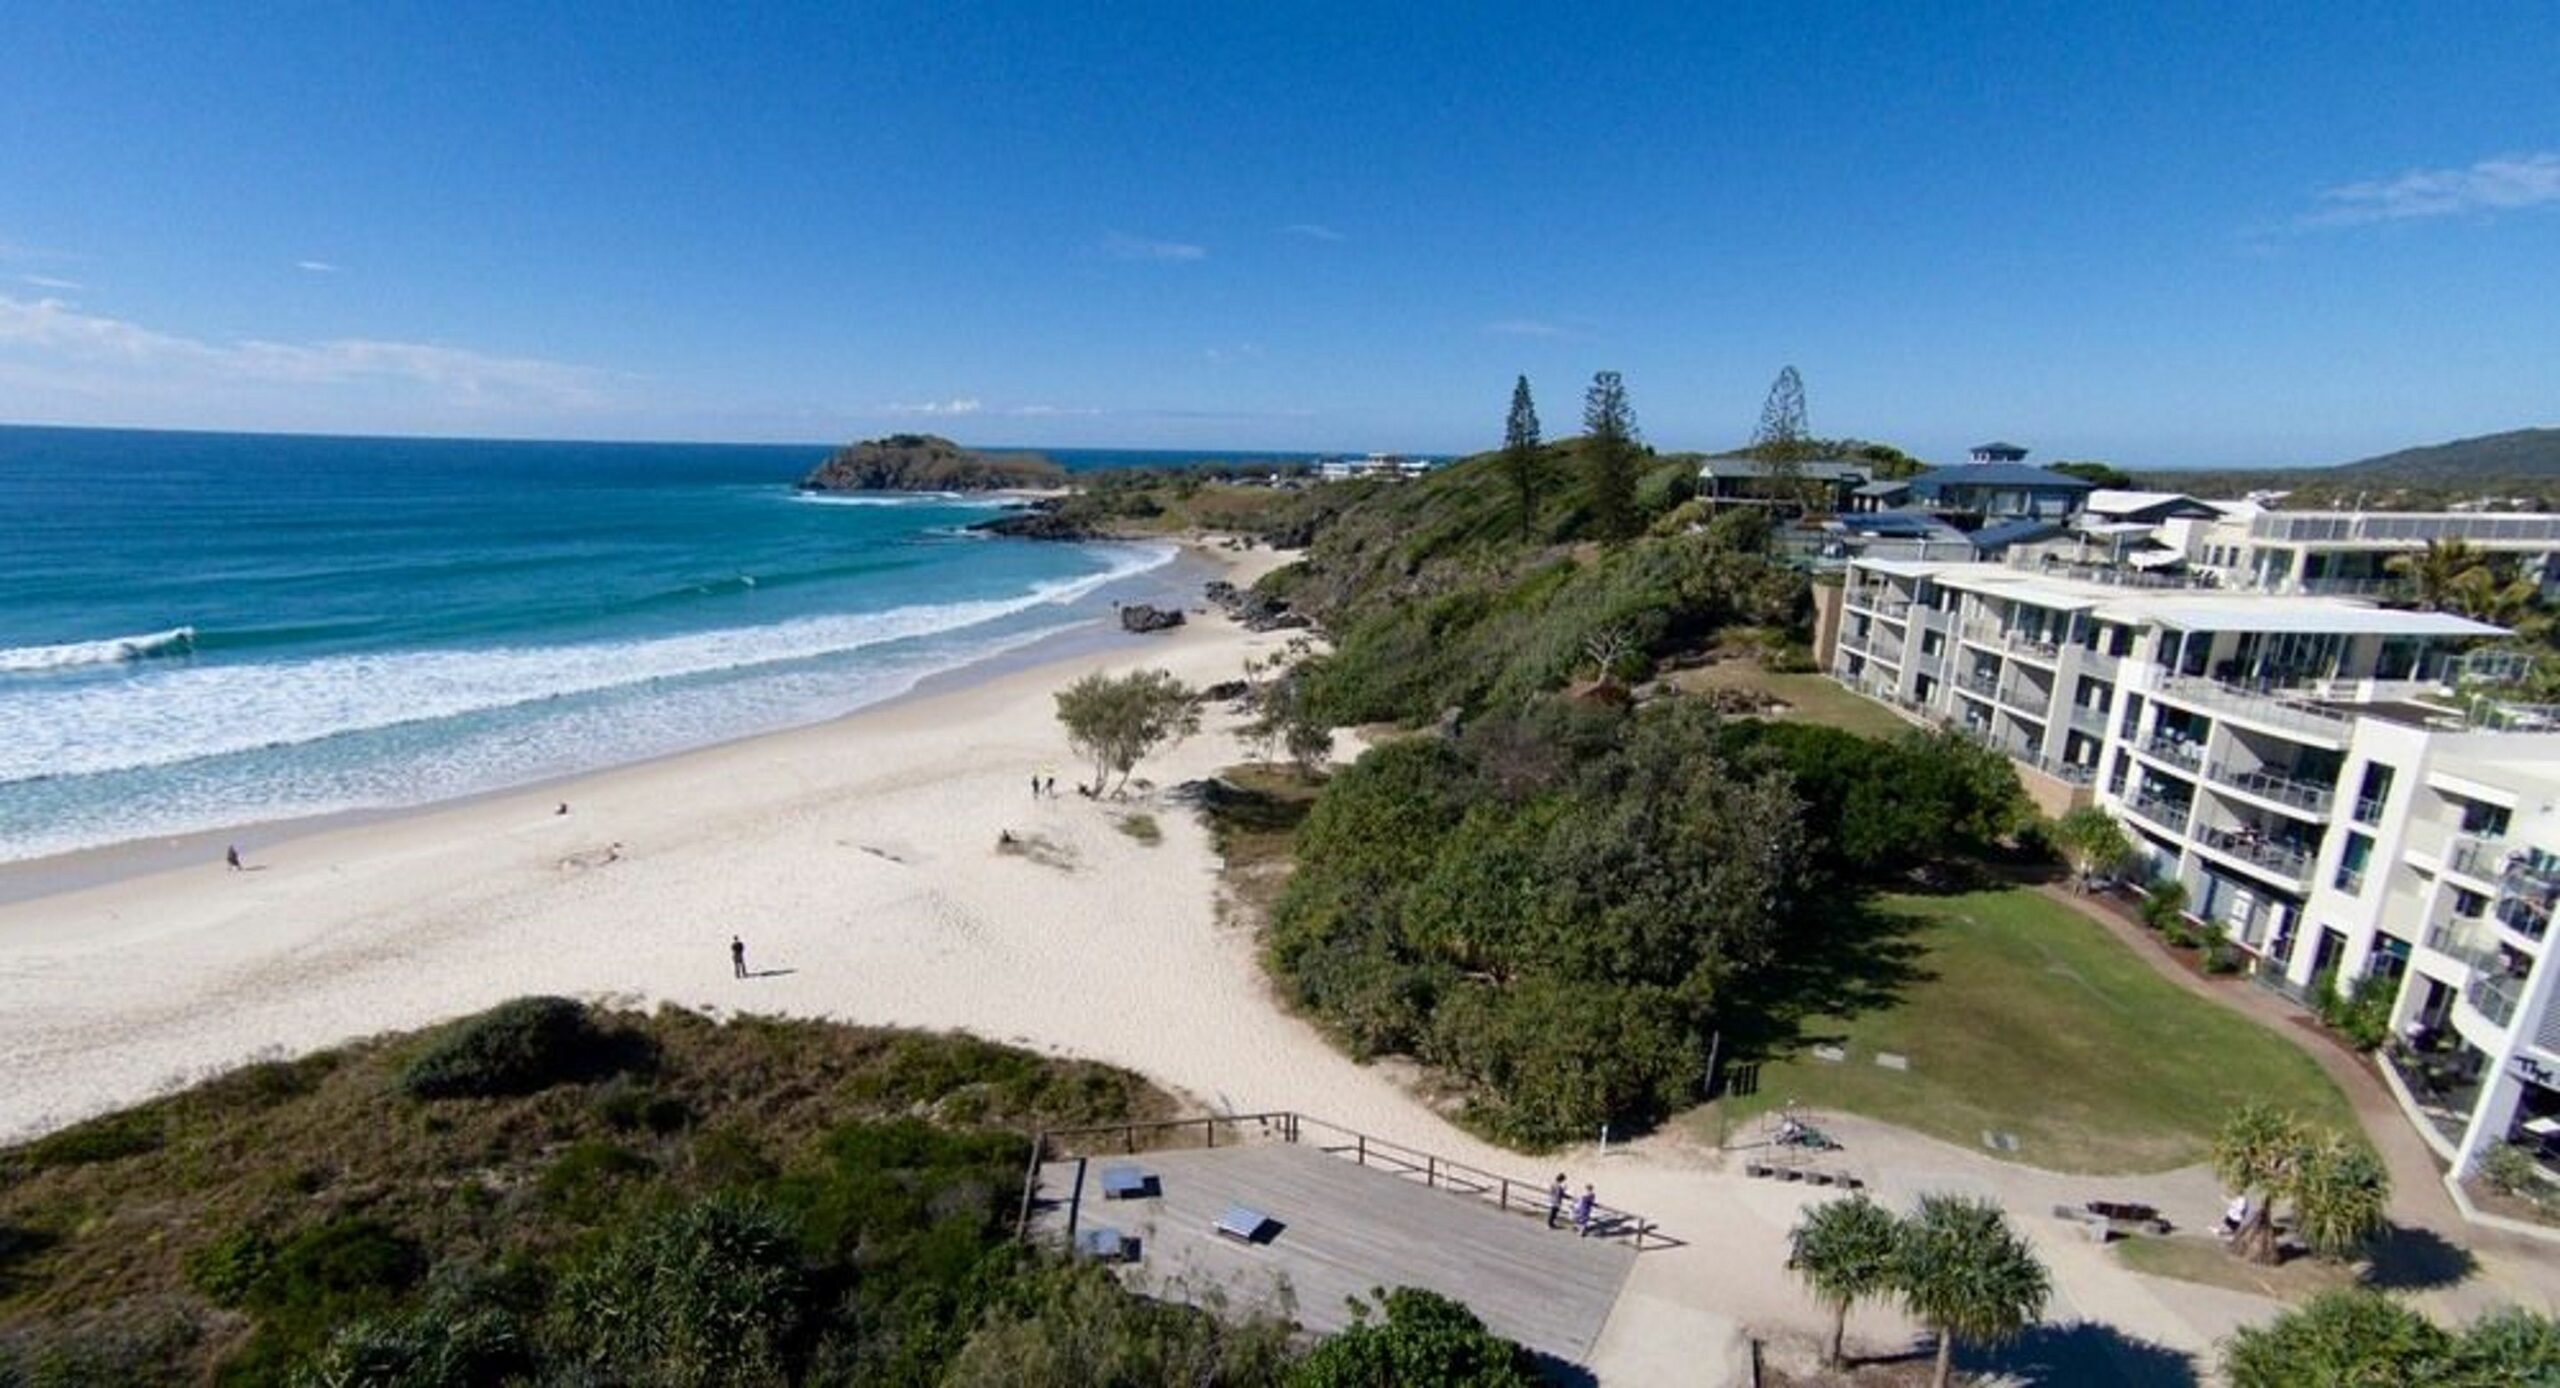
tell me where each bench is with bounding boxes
[2052,1202,2171,1242]
[1074,1225,1133,1262]
[1099,1164,1158,1200]
[1744,1160,1860,1189]
[1215,1204,1272,1245]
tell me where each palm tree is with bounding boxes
[2291,1130,2391,1262]
[1788,1193,1903,1369]
[2387,538,2484,611]
[1890,1194,2051,1388]
[2212,1103,2304,1265]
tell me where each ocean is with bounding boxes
[0,426,1308,863]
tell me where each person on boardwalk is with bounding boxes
[1546,1173,1568,1229]
[225,844,242,871]
[1572,1183,1596,1238]
[730,935,747,979]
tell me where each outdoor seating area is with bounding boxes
[1100,1162,1159,1200]
[2052,1199,2174,1243]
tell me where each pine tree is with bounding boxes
[1752,365,1815,511]
[1581,370,1638,541]
[1502,376,1542,539]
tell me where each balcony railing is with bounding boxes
[1956,671,2000,698]
[2142,733,2205,770]
[1998,681,2052,714]
[2467,972,2525,1030]
[2496,894,2550,944]
[2194,825,2314,883]
[2127,793,2192,833]
[2425,921,2502,974]
[2153,676,2356,740]
[2067,704,2108,734]
[2207,763,2337,816]
[2352,795,2386,826]
[2448,834,2511,883]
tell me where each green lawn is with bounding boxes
[1674,660,1918,740]
[1702,888,2359,1173]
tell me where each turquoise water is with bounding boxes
[0,427,1299,861]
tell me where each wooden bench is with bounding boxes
[1214,1204,1272,1245]
[2052,1202,2171,1242]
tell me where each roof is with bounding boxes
[1970,442,2029,454]
[1969,519,2065,551]
[1837,509,1962,539]
[1854,478,1911,497]
[2084,489,2222,521]
[1695,456,1873,483]
[2098,600,2506,637]
[1909,464,2097,495]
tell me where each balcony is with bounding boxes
[2352,795,2387,826]
[2447,834,2511,884]
[2424,921,2503,975]
[1955,671,2000,699]
[2152,676,2356,744]
[2194,825,2315,885]
[2467,972,2526,1030]
[2066,704,2109,735]
[2141,732,2206,771]
[2126,791,2192,834]
[2498,894,2551,945]
[2207,763,2337,817]
[1997,681,2052,715]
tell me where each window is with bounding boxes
[2458,800,2513,838]
[2454,888,2489,919]
[2354,763,2395,825]
[2334,832,2373,894]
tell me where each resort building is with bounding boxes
[1693,456,1874,512]
[1831,554,2560,1183]
[2177,508,2560,599]
[1314,453,1433,482]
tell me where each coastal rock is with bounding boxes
[1203,578,1305,631]
[1119,603,1185,634]
[968,501,1107,541]
[798,433,1067,493]
[1201,679,1250,702]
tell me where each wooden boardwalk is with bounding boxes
[1033,1142,1636,1364]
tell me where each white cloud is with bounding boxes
[0,294,614,407]
[2304,151,2560,226]
[296,259,342,273]
[1484,318,1568,338]
[1005,403,1103,418]
[884,397,983,416]
[1282,223,1346,242]
[1102,231,1207,262]
[18,274,82,291]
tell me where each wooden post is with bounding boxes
[1426,1155,1437,1188]
[1063,1156,1087,1249]
[1500,1177,1511,1213]
[1206,1117,1215,1149]
[1357,1134,1366,1166]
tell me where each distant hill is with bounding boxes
[2136,427,2560,508]
[799,433,1067,492]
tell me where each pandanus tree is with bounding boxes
[1788,1193,1903,1369]
[1890,1194,2050,1388]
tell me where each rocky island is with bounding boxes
[796,432,1068,493]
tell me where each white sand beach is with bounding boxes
[4,537,2498,1383]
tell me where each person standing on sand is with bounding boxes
[225,845,242,871]
[1572,1184,1596,1238]
[1546,1173,1568,1229]
[730,935,747,979]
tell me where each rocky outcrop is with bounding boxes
[1203,579,1309,632]
[968,499,1110,541]
[798,434,1068,493]
[1118,603,1185,634]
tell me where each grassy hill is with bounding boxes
[2138,426,2560,507]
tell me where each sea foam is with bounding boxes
[0,626,196,673]
[0,546,1170,786]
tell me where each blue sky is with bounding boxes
[2,3,2554,467]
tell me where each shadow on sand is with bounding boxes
[2360,1222,2477,1292]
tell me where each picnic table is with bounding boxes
[1215,1204,1273,1244]
[1100,1163,1158,1199]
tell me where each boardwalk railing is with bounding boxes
[1020,1109,1678,1251]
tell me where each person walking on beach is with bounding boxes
[730,935,747,979]
[1545,1173,1568,1229]
[1572,1184,1596,1238]
[225,844,242,872]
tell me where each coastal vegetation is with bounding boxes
[2210,1105,2390,1267]
[1053,668,1200,795]
[2221,1289,2560,1387]
[0,1001,1533,1386]
[797,433,1068,492]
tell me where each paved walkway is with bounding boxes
[2031,882,2560,1319]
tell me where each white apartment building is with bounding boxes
[2176,508,2560,598]
[1834,556,2560,1179]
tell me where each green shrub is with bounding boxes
[2478,1142,2541,1198]
[1290,1286,1537,1387]
[1115,813,1163,845]
[548,1194,806,1385]
[539,1139,654,1220]
[290,1297,521,1388]
[185,1228,275,1306]
[399,996,642,1099]
[2137,880,2189,934]
[20,1111,163,1170]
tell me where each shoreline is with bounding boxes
[0,539,1224,906]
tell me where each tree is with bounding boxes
[1581,371,1639,542]
[1502,375,1542,540]
[1889,1194,2050,1388]
[2222,1289,2448,1388]
[1054,668,1201,795]
[2048,460,2134,489]
[2388,538,2485,611]
[1289,1286,1539,1387]
[1751,365,1816,511]
[2290,1130,2390,1261]
[2211,1107,2391,1267]
[2211,1103,2303,1265]
[1249,665,1336,780]
[2050,805,2134,890]
[1788,1193,1902,1369]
